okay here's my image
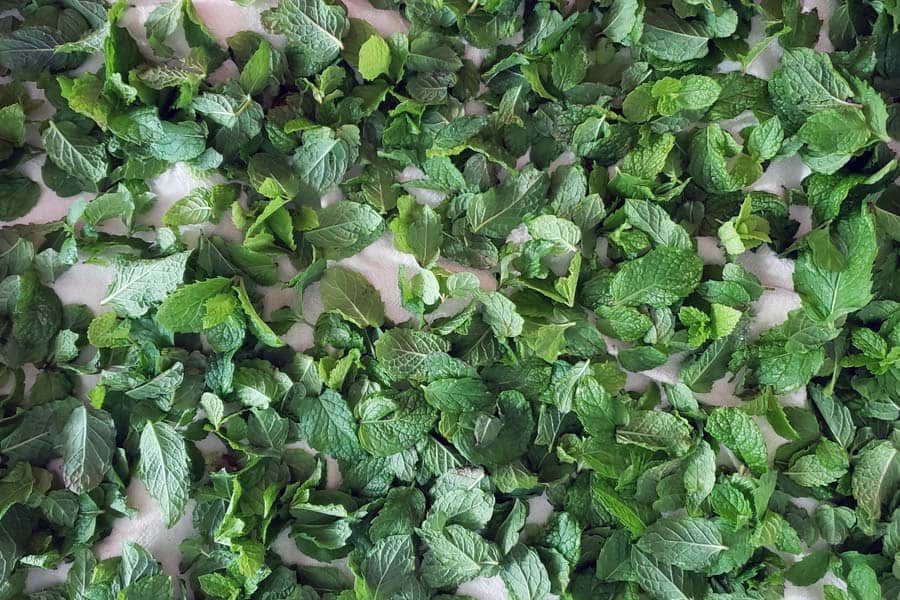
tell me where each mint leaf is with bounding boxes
[358,35,391,81]
[611,247,703,307]
[61,407,115,494]
[42,121,108,191]
[138,420,190,527]
[637,516,727,570]
[419,524,501,588]
[262,0,349,76]
[101,252,191,318]
[706,407,768,475]
[794,209,877,324]
[320,266,385,329]
[294,389,363,461]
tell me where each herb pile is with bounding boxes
[1,0,899,598]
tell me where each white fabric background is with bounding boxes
[11,0,857,597]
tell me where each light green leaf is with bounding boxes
[358,392,436,456]
[375,329,450,382]
[362,534,416,598]
[163,185,237,227]
[262,0,349,76]
[637,516,727,570]
[798,108,871,155]
[293,389,363,461]
[240,39,274,95]
[156,277,233,333]
[234,278,285,347]
[138,420,190,527]
[630,548,690,600]
[706,407,768,475]
[390,196,441,266]
[42,121,108,191]
[305,200,384,260]
[500,545,551,600]
[419,524,501,588]
[794,209,877,324]
[624,199,692,250]
[611,247,703,307]
[101,251,191,318]
[358,35,391,80]
[292,127,359,198]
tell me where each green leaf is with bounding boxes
[641,10,709,63]
[0,463,32,520]
[624,199,692,250]
[630,547,690,600]
[689,124,758,193]
[679,330,737,392]
[785,548,831,586]
[294,389,363,461]
[390,196,441,266]
[61,406,115,494]
[467,166,549,238]
[500,545,552,600]
[592,478,646,535]
[852,440,900,534]
[798,108,871,155]
[794,209,877,324]
[138,420,190,527]
[637,516,727,570]
[602,0,641,44]
[156,278,233,333]
[320,266,385,329]
[192,93,245,128]
[683,441,716,512]
[358,35,391,81]
[809,386,855,448]
[611,247,703,307]
[120,541,161,586]
[419,524,501,588]
[234,278,285,347]
[262,0,349,76]
[814,503,855,545]
[146,1,180,57]
[101,251,191,318]
[305,201,385,260]
[0,27,81,75]
[42,121,108,191]
[87,311,132,348]
[375,329,450,382]
[0,174,40,221]
[163,185,238,227]
[616,410,693,456]
[478,291,524,338]
[785,439,848,487]
[0,103,25,146]
[357,392,436,456]
[706,407,768,475]
[361,534,416,598]
[240,39,274,95]
[292,127,359,198]
[198,573,241,599]
[747,117,784,162]
[527,215,581,253]
[423,374,493,413]
[122,573,173,599]
[769,47,853,113]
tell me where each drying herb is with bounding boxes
[1,0,899,598]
